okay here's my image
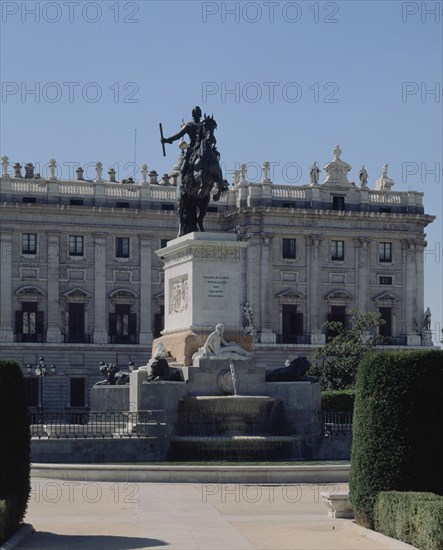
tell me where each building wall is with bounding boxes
[0,164,434,410]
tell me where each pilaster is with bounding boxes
[93,233,108,343]
[307,234,325,344]
[0,229,14,341]
[139,234,153,347]
[46,231,62,342]
[260,233,276,343]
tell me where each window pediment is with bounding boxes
[373,291,398,303]
[16,286,45,303]
[325,289,352,302]
[276,288,304,303]
[63,287,92,301]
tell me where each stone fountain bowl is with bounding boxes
[178,395,283,436]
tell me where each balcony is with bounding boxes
[276,334,311,345]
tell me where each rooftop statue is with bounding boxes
[323,145,352,186]
[375,163,395,191]
[161,106,228,236]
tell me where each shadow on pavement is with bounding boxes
[18,532,168,550]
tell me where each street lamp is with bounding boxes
[27,357,56,419]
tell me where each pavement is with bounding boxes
[16,477,414,550]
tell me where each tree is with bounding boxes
[308,311,385,390]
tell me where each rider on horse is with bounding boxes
[161,106,202,186]
[161,106,227,236]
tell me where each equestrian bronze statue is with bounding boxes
[161,106,228,236]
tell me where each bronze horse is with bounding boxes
[178,115,227,236]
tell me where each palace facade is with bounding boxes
[0,149,435,411]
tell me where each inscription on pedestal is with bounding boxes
[203,275,229,310]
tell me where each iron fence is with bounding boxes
[320,411,353,436]
[29,410,165,439]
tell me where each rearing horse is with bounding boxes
[178,115,227,237]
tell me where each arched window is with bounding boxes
[15,286,45,343]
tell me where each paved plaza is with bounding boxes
[16,478,412,550]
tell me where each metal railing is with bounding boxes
[320,411,353,436]
[29,410,165,439]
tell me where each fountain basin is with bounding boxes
[178,395,284,436]
[173,395,294,460]
[170,435,301,461]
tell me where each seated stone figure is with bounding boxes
[193,323,253,361]
[266,356,317,383]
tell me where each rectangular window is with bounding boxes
[68,303,86,342]
[379,276,393,285]
[282,238,296,259]
[24,377,39,408]
[23,197,36,204]
[22,233,37,254]
[116,201,130,209]
[70,378,86,407]
[70,198,84,206]
[327,305,347,340]
[69,236,84,256]
[161,203,174,211]
[15,302,44,343]
[116,237,130,258]
[379,242,392,262]
[379,307,392,338]
[109,304,137,344]
[332,196,345,211]
[331,240,344,261]
[281,304,303,343]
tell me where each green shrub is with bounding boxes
[0,360,31,543]
[349,350,443,528]
[321,390,355,412]
[374,492,443,550]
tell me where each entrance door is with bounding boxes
[68,303,85,343]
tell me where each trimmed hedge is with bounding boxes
[321,390,355,412]
[349,350,443,528]
[0,360,31,544]
[374,492,443,550]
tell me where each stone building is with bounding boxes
[0,148,435,412]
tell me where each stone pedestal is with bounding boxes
[154,232,249,365]
[421,330,434,346]
[321,492,353,519]
[407,333,421,346]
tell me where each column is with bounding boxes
[93,233,108,343]
[139,234,153,347]
[307,234,325,344]
[0,229,14,342]
[46,232,62,342]
[260,233,276,343]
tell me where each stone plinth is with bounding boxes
[155,232,249,364]
[185,358,265,395]
[90,385,130,412]
[321,491,354,519]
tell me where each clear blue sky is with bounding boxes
[1,1,442,343]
